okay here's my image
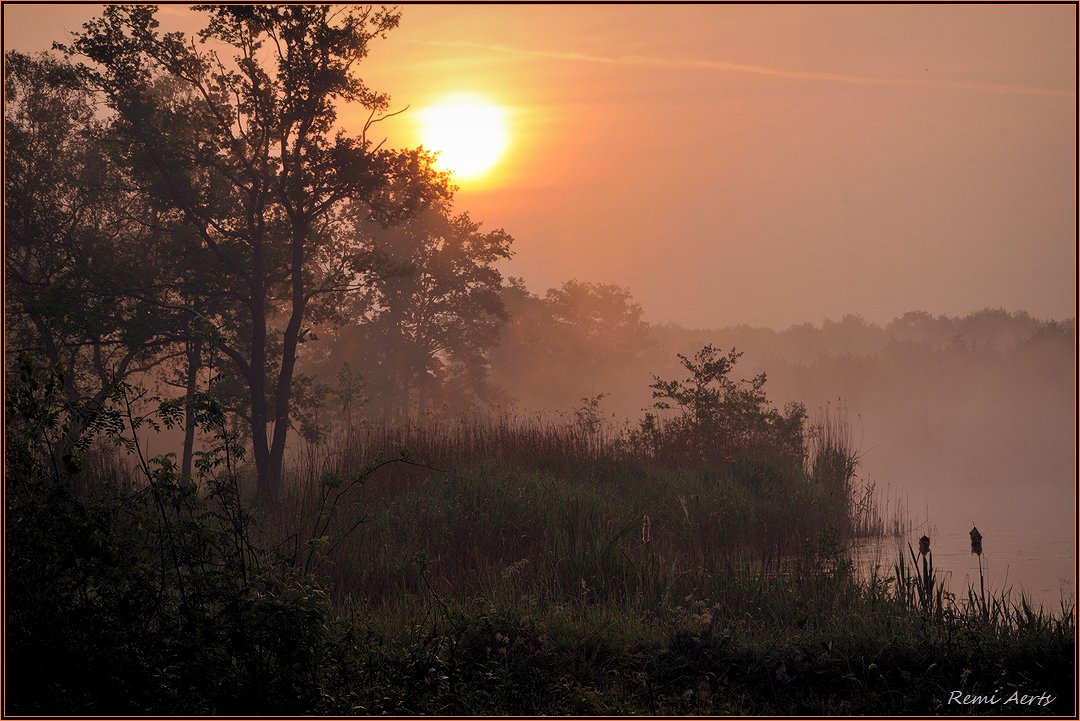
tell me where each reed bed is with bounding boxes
[10,388,1074,715]
[257,406,879,608]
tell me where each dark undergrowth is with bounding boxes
[5,356,1074,715]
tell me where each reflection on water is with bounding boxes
[851,527,1075,610]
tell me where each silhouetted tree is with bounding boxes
[319,202,512,418]
[490,279,652,412]
[644,345,806,466]
[4,51,181,459]
[67,6,447,501]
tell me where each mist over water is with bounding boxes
[481,300,1075,604]
[853,529,1074,611]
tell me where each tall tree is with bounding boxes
[5,51,179,456]
[490,280,653,412]
[545,280,650,356]
[322,203,513,418]
[67,6,446,501]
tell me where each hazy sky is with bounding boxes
[6,4,1076,328]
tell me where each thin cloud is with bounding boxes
[416,39,1075,100]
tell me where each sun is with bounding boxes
[419,95,509,181]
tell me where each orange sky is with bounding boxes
[5,4,1076,328]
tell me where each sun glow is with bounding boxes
[419,95,509,181]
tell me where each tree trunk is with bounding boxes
[264,325,299,505]
[251,393,275,504]
[252,225,308,506]
[249,269,278,504]
[263,226,308,505]
[180,335,202,481]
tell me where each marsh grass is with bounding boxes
[8,359,1073,715]
[323,556,1073,715]
[256,407,870,610]
[895,542,948,618]
[247,408,1073,714]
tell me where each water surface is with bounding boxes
[852,526,1074,611]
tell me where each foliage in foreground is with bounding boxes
[6,359,329,714]
[5,359,1074,715]
[312,582,1075,716]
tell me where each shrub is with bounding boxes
[635,345,807,468]
[5,359,333,713]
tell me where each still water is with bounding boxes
[851,527,1075,611]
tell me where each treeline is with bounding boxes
[488,303,1074,420]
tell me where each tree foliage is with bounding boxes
[4,51,183,456]
[319,202,513,417]
[64,5,448,500]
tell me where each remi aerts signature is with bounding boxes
[948,689,1056,708]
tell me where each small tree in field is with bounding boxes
[644,345,806,466]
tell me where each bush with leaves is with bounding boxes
[634,345,807,467]
[5,359,334,714]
